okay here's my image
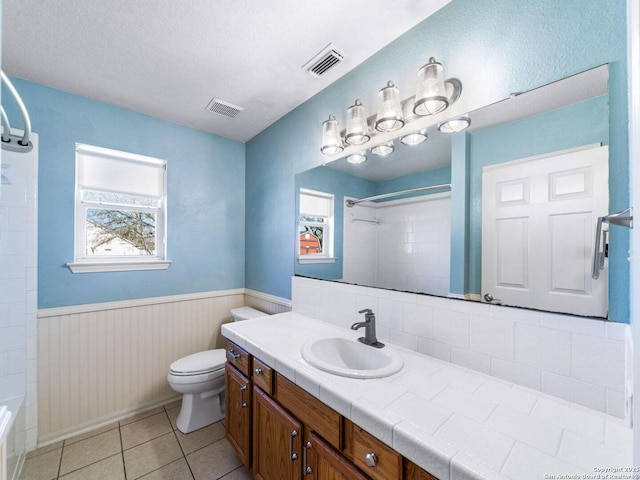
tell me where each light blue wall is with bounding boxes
[4,79,246,308]
[245,0,629,321]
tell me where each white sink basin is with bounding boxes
[301,337,404,379]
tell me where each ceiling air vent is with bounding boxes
[303,43,345,78]
[205,98,244,119]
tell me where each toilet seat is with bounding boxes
[169,349,226,376]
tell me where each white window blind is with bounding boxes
[76,143,165,197]
[300,190,331,217]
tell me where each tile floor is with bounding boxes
[19,401,251,480]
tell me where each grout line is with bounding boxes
[118,421,128,480]
[55,440,64,480]
[166,405,197,480]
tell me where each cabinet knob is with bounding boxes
[254,368,262,375]
[364,452,377,467]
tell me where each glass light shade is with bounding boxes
[413,57,449,116]
[347,152,366,164]
[375,81,404,132]
[438,116,471,133]
[371,141,394,156]
[400,130,427,146]
[320,115,344,155]
[345,99,370,145]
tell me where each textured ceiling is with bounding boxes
[2,0,451,142]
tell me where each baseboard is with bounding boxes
[35,394,181,448]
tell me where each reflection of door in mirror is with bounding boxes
[481,144,608,317]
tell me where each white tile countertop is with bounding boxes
[221,312,633,480]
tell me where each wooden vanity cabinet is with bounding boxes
[346,421,402,480]
[308,431,369,480]
[224,340,439,480]
[225,363,251,468]
[253,387,303,480]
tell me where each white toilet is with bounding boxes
[167,306,267,433]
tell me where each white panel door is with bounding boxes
[482,145,609,317]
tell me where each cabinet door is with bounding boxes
[225,363,251,468]
[307,431,368,480]
[253,387,302,480]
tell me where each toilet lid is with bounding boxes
[169,349,226,375]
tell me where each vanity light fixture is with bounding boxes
[400,130,428,146]
[347,152,367,164]
[438,116,471,133]
[371,141,394,156]
[345,99,371,145]
[320,56,461,157]
[375,81,404,132]
[320,115,344,155]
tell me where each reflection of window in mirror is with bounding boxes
[298,188,336,264]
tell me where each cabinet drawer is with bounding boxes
[252,358,273,395]
[350,423,402,480]
[274,374,341,449]
[404,459,439,480]
[225,339,250,377]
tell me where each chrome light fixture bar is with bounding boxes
[320,57,462,157]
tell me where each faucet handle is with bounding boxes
[358,308,373,315]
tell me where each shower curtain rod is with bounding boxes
[1,70,33,153]
[345,183,451,207]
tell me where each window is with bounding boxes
[298,188,336,264]
[67,143,171,273]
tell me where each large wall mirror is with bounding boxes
[295,64,616,318]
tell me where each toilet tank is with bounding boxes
[230,306,267,322]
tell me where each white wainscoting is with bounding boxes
[36,290,247,445]
[292,276,630,420]
[36,288,292,446]
[244,289,292,315]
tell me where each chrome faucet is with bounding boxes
[351,309,384,348]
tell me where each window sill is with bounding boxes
[298,256,337,264]
[67,260,172,273]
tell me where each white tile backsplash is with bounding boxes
[469,315,515,361]
[291,276,630,419]
[433,309,470,348]
[514,323,572,376]
[450,347,491,374]
[541,372,606,412]
[572,333,625,390]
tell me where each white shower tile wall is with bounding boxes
[341,194,450,297]
[0,138,39,452]
[291,276,629,419]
